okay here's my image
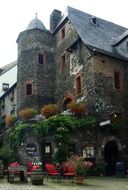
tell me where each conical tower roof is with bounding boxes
[26,14,46,31]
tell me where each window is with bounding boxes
[10,91,14,101]
[114,71,121,90]
[1,100,5,109]
[60,54,66,72]
[76,75,81,95]
[44,143,51,154]
[26,83,33,95]
[38,53,44,64]
[45,145,51,153]
[2,83,9,91]
[83,146,94,158]
[11,109,15,115]
[61,27,65,40]
[91,17,97,25]
[1,115,5,127]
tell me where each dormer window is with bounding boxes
[92,17,97,24]
[2,83,9,91]
[90,16,98,26]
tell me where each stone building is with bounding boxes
[0,62,17,127]
[1,6,128,175]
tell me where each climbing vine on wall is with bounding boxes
[8,114,96,148]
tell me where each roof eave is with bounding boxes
[87,45,128,62]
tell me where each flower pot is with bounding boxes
[31,169,43,185]
[75,176,84,185]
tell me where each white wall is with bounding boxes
[0,65,17,97]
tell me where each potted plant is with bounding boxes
[19,108,37,121]
[67,155,93,185]
[67,102,86,117]
[41,104,59,118]
[31,157,43,185]
[6,115,16,127]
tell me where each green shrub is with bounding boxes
[0,144,19,167]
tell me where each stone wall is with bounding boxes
[93,54,125,116]
[55,21,84,105]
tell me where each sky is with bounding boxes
[0,0,128,67]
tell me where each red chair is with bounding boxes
[26,161,33,176]
[8,161,21,174]
[63,163,75,180]
[45,163,60,180]
[8,161,20,167]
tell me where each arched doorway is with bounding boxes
[104,140,118,175]
[62,98,72,110]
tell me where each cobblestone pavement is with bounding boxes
[0,177,84,190]
[0,177,128,190]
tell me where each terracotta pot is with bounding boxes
[75,176,84,185]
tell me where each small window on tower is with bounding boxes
[26,83,33,95]
[38,54,44,64]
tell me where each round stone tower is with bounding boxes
[16,16,55,112]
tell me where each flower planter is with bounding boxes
[31,169,43,185]
[75,176,84,185]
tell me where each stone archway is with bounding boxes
[100,137,123,176]
[62,93,75,111]
[62,98,72,110]
[104,140,118,175]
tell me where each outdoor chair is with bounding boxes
[26,161,33,176]
[45,163,60,181]
[63,163,75,180]
[8,161,21,175]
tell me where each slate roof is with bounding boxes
[0,61,17,76]
[112,30,128,46]
[55,7,128,60]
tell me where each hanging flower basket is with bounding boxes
[6,115,16,127]
[41,104,59,118]
[19,108,37,121]
[67,102,86,117]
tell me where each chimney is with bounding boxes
[50,9,61,32]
